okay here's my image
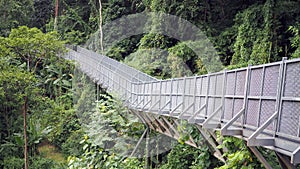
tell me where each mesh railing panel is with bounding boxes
[279,101,300,137]
[235,70,247,96]
[249,68,263,96]
[226,72,236,95]
[259,100,275,130]
[284,62,300,97]
[224,98,234,120]
[262,65,280,96]
[246,100,259,127]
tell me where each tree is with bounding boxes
[0,65,40,168]
[0,26,65,73]
[0,26,68,168]
[0,0,34,36]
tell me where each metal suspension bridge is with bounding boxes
[63,45,300,168]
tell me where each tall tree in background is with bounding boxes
[0,26,68,168]
[23,97,28,169]
[54,0,59,30]
[99,0,103,53]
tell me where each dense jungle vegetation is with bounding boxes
[0,0,300,168]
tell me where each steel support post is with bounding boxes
[276,152,297,169]
[248,146,272,169]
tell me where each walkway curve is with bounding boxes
[63,45,300,167]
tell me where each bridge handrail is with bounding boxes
[63,46,300,164]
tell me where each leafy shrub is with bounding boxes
[30,157,64,169]
[3,157,24,169]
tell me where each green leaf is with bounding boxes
[79,139,85,144]
[14,134,24,146]
[53,77,62,85]
[62,79,71,87]
[83,144,89,151]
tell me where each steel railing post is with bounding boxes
[182,77,187,116]
[242,65,252,126]
[159,80,162,113]
[204,74,211,117]
[169,79,173,112]
[274,57,287,134]
[220,69,227,120]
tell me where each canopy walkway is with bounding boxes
[63,45,300,168]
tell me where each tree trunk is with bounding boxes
[99,0,104,53]
[27,59,30,72]
[97,0,104,110]
[23,96,28,169]
[54,0,59,30]
[145,129,150,169]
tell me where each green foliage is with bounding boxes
[3,156,65,169]
[167,123,220,169]
[189,147,212,169]
[2,157,24,169]
[31,0,54,32]
[168,43,207,77]
[106,36,143,61]
[0,26,72,101]
[213,27,237,66]
[289,24,300,58]
[104,0,145,22]
[65,73,147,168]
[124,48,170,78]
[64,30,86,45]
[0,66,40,158]
[43,62,73,100]
[0,26,72,168]
[140,33,175,49]
[231,0,300,66]
[125,34,210,78]
[0,26,66,73]
[61,129,85,156]
[45,0,100,45]
[159,143,213,169]
[45,105,81,151]
[0,0,34,36]
[2,1,300,168]
[216,136,262,169]
[86,92,144,153]
[30,156,65,169]
[231,3,271,65]
[256,148,281,169]
[149,0,207,28]
[0,65,66,166]
[68,136,144,169]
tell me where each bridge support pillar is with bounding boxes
[130,128,149,157]
[145,128,151,169]
[248,147,272,169]
[276,152,297,169]
[292,147,300,165]
[196,125,226,163]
